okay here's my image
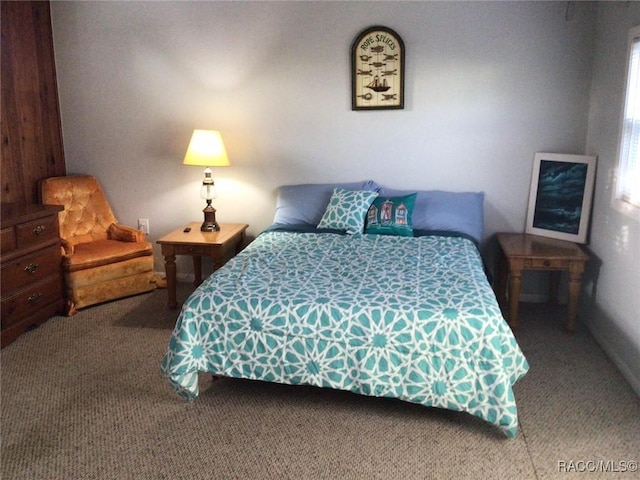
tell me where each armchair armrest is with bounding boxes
[108,223,146,242]
[61,238,74,255]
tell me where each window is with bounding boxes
[614,25,640,219]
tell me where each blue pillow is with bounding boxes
[317,188,379,234]
[365,193,417,236]
[378,188,485,243]
[273,181,379,226]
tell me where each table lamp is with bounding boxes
[183,129,230,231]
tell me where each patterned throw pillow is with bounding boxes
[364,193,417,236]
[317,188,379,234]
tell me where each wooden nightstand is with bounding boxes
[496,233,589,332]
[157,222,248,309]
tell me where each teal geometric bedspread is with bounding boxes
[161,231,529,437]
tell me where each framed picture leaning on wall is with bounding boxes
[525,152,597,244]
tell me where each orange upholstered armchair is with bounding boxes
[40,175,156,315]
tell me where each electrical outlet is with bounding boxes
[138,218,150,235]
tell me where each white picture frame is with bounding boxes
[525,152,597,244]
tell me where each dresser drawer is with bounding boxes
[1,245,62,293]
[1,300,62,348]
[523,258,570,269]
[16,215,59,249]
[1,227,16,253]
[1,276,63,329]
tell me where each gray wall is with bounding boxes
[584,2,640,394]
[50,1,596,240]
[49,2,639,390]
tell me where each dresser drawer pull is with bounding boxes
[27,293,43,305]
[24,262,39,274]
[543,260,551,267]
[32,225,46,236]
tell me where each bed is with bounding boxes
[161,181,529,437]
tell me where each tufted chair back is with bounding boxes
[40,175,119,247]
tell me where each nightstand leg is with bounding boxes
[566,271,582,333]
[508,269,522,329]
[236,231,246,254]
[164,254,177,309]
[496,250,508,307]
[193,256,203,286]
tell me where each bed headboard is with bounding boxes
[272,181,484,243]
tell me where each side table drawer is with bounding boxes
[175,244,212,256]
[1,276,63,329]
[523,258,569,269]
[1,245,62,292]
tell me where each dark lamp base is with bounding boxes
[201,222,220,232]
[201,203,220,232]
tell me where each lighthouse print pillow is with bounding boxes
[365,193,417,237]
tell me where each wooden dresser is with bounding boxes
[1,203,65,348]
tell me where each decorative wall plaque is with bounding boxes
[351,26,405,110]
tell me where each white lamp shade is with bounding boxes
[183,130,230,167]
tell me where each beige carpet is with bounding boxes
[1,284,639,480]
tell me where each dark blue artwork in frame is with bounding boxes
[526,153,597,244]
[533,160,588,235]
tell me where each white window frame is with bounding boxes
[613,25,640,221]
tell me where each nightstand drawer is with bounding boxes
[523,258,569,269]
[1,245,62,293]
[175,244,212,256]
[1,276,63,329]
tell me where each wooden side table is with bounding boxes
[496,233,589,332]
[157,222,248,309]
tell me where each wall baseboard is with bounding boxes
[580,302,640,397]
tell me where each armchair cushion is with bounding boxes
[66,256,154,289]
[63,239,153,272]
